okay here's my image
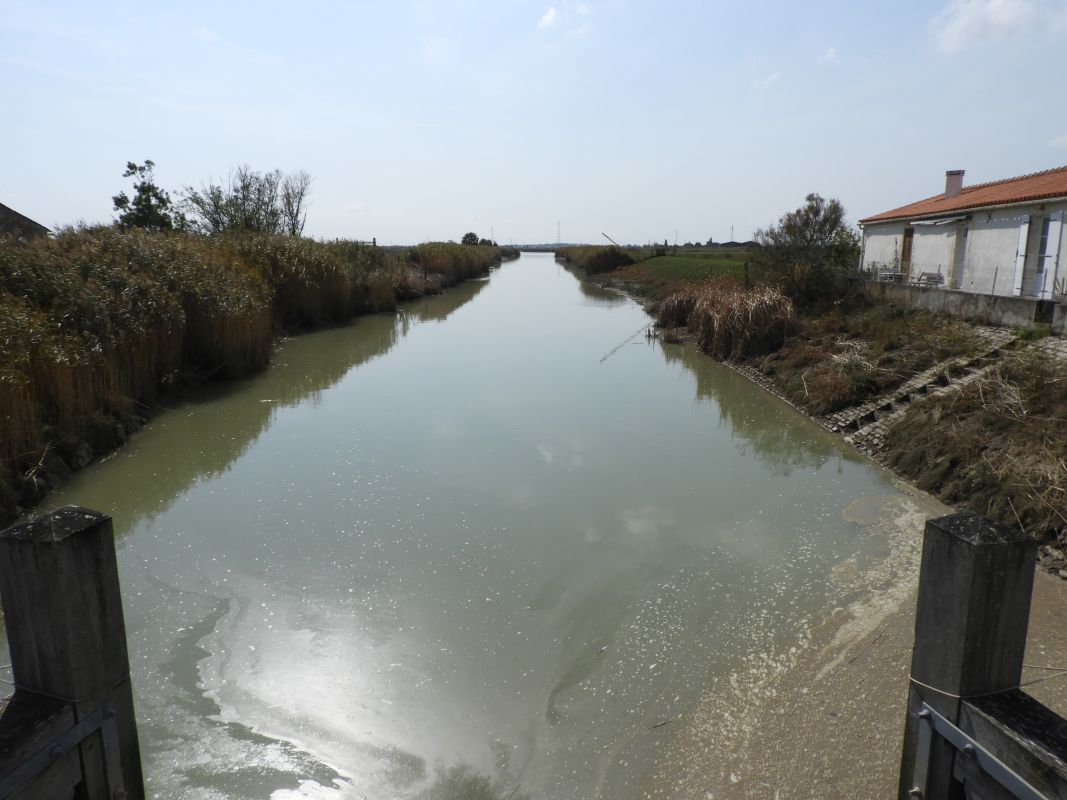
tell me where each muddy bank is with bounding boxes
[635,489,1067,800]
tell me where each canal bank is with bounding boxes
[568,252,1066,564]
[561,256,1067,799]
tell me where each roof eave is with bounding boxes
[859,193,1067,226]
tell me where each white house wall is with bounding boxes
[861,224,906,269]
[862,200,1067,298]
[910,226,957,278]
[962,207,1032,295]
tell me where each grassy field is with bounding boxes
[558,246,753,300]
[611,251,750,298]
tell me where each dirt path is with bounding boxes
[635,486,1067,800]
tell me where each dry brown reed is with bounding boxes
[412,243,499,287]
[657,283,795,360]
[885,351,1067,543]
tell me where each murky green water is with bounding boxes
[24,253,906,799]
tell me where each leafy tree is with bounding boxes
[461,232,479,246]
[753,193,859,306]
[112,160,178,231]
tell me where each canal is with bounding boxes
[23,252,912,799]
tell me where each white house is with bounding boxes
[859,167,1067,300]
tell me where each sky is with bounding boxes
[3,0,1067,245]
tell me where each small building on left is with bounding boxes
[0,201,49,240]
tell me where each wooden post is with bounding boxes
[899,511,1037,800]
[0,507,144,799]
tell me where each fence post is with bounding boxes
[0,506,144,799]
[898,511,1037,800]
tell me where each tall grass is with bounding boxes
[0,228,502,520]
[657,282,795,360]
[410,243,501,287]
[556,245,636,275]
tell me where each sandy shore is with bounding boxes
[634,485,1067,800]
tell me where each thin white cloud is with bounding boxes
[760,71,781,87]
[538,4,590,36]
[342,202,373,214]
[819,46,837,63]
[930,0,1037,53]
[1050,134,1067,147]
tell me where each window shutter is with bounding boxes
[1012,215,1030,296]
[1040,211,1063,299]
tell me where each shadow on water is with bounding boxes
[659,341,859,476]
[35,279,487,531]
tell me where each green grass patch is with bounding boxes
[593,251,752,301]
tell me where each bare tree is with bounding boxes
[280,171,313,237]
[183,166,311,236]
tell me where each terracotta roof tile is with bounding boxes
[859,165,1067,224]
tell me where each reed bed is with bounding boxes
[657,283,795,360]
[0,227,502,520]
[556,246,636,275]
[411,243,501,287]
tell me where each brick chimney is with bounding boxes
[945,169,964,198]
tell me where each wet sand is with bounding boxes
[635,486,1067,800]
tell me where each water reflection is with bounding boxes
[37,279,486,529]
[658,342,857,476]
[575,277,628,306]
